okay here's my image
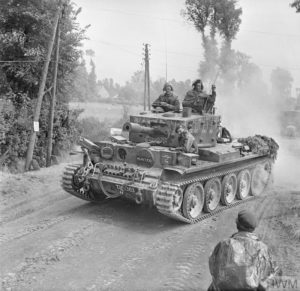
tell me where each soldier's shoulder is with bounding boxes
[184,90,195,99]
[186,90,195,95]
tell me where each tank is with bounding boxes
[61,108,278,223]
[280,88,300,137]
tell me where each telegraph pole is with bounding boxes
[143,53,146,111]
[46,17,61,167]
[143,44,151,111]
[25,3,62,171]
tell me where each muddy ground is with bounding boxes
[0,139,299,291]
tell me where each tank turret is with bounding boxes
[124,111,220,148]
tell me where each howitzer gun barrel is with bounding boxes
[123,122,154,135]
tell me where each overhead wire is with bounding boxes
[0,60,45,63]
[93,7,300,38]
[1,8,300,72]
[78,38,300,72]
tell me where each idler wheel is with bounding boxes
[251,161,272,196]
[236,169,251,200]
[182,182,204,220]
[172,188,183,212]
[221,173,237,205]
[72,167,86,189]
[203,178,221,213]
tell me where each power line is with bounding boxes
[87,39,140,56]
[0,60,45,63]
[92,7,180,23]
[242,28,300,38]
[88,39,202,58]
[92,7,300,38]
[85,39,300,71]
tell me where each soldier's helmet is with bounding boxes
[236,210,258,232]
[163,83,173,92]
[192,79,204,90]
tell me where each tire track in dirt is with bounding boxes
[160,222,212,291]
[260,190,300,278]
[1,222,96,291]
[0,190,70,225]
[0,196,111,247]
[0,215,71,245]
[85,224,193,291]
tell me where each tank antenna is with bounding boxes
[143,43,151,111]
[163,19,168,82]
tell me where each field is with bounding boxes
[69,102,144,122]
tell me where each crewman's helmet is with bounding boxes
[192,79,204,90]
[163,83,173,92]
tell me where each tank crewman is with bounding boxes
[208,210,278,291]
[217,126,232,143]
[182,79,216,114]
[152,83,180,112]
[175,125,198,154]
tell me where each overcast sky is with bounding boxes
[74,0,300,95]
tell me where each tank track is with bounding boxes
[156,157,270,224]
[61,164,98,202]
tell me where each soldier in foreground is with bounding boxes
[152,83,180,112]
[208,210,278,291]
[182,79,216,114]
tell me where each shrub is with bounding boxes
[0,92,83,170]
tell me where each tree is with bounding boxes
[182,0,218,82]
[0,0,88,169]
[0,0,88,101]
[87,59,98,100]
[214,0,242,45]
[100,78,120,98]
[66,60,89,101]
[291,0,300,12]
[182,0,242,85]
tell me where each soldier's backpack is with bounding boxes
[209,232,274,290]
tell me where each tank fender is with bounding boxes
[161,167,185,182]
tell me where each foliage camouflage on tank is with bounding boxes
[61,110,278,223]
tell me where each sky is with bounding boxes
[73,0,300,95]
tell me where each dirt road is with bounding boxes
[1,141,299,291]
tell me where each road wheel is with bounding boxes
[221,173,237,205]
[251,161,272,196]
[182,182,204,220]
[203,178,221,213]
[236,169,251,200]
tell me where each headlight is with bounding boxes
[101,145,114,159]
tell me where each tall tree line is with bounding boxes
[0,0,87,170]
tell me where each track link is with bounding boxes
[156,158,271,224]
[61,164,96,202]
